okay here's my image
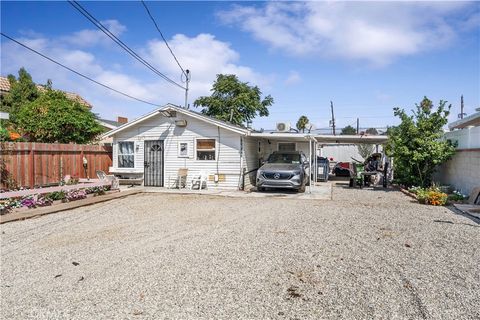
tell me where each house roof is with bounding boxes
[0,76,92,108]
[448,111,480,130]
[97,118,123,130]
[102,104,251,138]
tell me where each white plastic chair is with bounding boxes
[96,170,119,189]
[190,170,208,190]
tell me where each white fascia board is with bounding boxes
[166,105,249,135]
[448,112,480,130]
[102,103,249,139]
[250,132,311,141]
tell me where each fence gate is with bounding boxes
[144,140,164,187]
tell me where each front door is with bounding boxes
[144,140,164,187]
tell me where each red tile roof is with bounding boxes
[0,76,92,108]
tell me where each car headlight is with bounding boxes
[293,170,301,176]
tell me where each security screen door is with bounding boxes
[144,140,164,187]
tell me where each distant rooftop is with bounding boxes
[448,111,480,130]
[0,76,92,108]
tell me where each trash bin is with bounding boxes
[316,157,330,182]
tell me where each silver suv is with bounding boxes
[256,151,310,192]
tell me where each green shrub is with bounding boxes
[46,190,66,201]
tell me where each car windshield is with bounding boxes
[268,153,301,164]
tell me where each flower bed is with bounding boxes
[0,185,111,215]
[407,186,467,206]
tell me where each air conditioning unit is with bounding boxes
[276,122,291,132]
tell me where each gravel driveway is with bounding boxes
[1,185,479,319]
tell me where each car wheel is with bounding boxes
[349,178,354,187]
[258,187,265,192]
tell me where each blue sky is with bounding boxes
[1,1,479,131]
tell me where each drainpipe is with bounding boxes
[238,136,244,190]
[308,136,312,193]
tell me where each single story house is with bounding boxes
[103,104,320,189]
[103,104,388,190]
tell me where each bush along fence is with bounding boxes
[1,142,112,189]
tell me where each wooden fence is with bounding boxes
[1,142,112,189]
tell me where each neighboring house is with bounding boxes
[103,103,387,189]
[0,76,92,108]
[97,116,128,132]
[97,116,128,145]
[435,109,480,195]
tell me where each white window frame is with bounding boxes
[277,142,297,151]
[118,141,135,168]
[195,138,217,161]
[178,141,190,158]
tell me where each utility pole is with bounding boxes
[184,69,190,109]
[356,118,359,135]
[330,101,336,136]
[460,95,464,119]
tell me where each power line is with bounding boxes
[1,32,161,106]
[68,0,186,90]
[141,0,187,76]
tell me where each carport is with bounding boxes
[250,132,319,193]
[249,133,389,193]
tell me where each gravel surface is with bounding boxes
[1,184,479,319]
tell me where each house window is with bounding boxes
[118,141,134,168]
[278,142,296,151]
[196,139,216,160]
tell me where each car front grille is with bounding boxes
[262,172,293,180]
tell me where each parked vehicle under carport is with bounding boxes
[256,151,310,193]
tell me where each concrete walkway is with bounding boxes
[142,182,332,200]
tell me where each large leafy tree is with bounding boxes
[194,74,274,126]
[296,115,309,133]
[0,67,39,124]
[386,97,456,187]
[341,125,356,135]
[15,88,103,143]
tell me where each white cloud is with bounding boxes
[65,20,127,47]
[142,33,270,102]
[284,71,301,85]
[218,2,475,66]
[1,27,269,119]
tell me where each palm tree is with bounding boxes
[296,115,309,133]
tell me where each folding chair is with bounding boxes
[168,168,189,188]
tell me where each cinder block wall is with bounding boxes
[435,151,480,194]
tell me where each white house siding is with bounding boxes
[111,112,243,189]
